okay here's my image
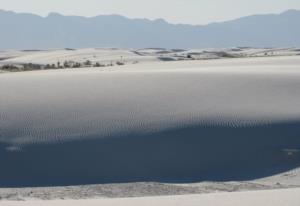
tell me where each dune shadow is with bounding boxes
[1,121,300,187]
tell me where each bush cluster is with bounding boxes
[1,60,125,72]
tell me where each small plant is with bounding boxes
[45,64,52,69]
[84,60,92,66]
[22,63,42,71]
[93,62,104,67]
[63,61,71,68]
[72,62,82,68]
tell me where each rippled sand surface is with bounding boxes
[0,56,300,187]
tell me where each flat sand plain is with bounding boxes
[1,188,300,206]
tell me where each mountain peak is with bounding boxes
[154,18,167,24]
[47,12,64,18]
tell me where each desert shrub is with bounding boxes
[22,63,42,71]
[94,62,105,67]
[45,64,52,69]
[45,64,57,69]
[1,63,43,71]
[63,61,71,68]
[84,60,92,66]
[1,64,20,71]
[72,62,82,68]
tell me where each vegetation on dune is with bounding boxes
[0,50,247,73]
[0,59,124,72]
[1,64,20,72]
[1,63,42,72]
[94,62,105,67]
[84,60,92,66]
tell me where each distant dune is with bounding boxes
[1,47,299,68]
[0,56,300,187]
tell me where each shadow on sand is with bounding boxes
[1,121,300,187]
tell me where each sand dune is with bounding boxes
[0,48,158,65]
[0,56,300,187]
[1,47,299,66]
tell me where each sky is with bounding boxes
[0,0,300,25]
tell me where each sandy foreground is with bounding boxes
[1,188,300,206]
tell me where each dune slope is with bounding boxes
[0,57,300,187]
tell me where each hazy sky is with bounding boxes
[0,0,300,25]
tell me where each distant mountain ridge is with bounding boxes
[0,9,300,49]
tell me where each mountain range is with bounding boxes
[0,9,299,49]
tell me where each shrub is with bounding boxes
[72,62,82,68]
[94,62,105,67]
[1,64,20,71]
[22,63,42,71]
[84,60,92,66]
[63,61,71,68]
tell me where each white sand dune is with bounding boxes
[1,47,299,66]
[1,188,300,206]
[0,56,300,187]
[0,48,158,65]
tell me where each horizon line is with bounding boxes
[0,8,299,26]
